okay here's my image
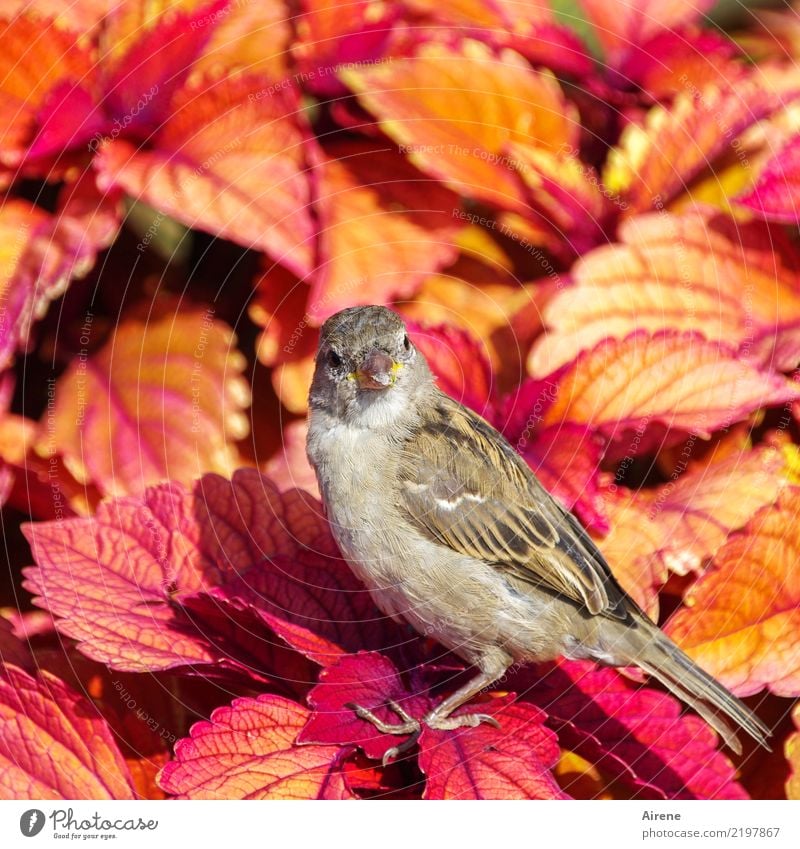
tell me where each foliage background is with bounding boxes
[1,0,800,800]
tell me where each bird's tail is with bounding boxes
[628,623,770,755]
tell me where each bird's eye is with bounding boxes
[403,334,411,351]
[328,350,343,367]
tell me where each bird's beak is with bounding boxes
[354,349,399,390]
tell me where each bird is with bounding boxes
[306,305,770,762]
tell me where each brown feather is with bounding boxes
[397,388,631,620]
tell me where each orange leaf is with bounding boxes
[192,0,292,81]
[37,302,250,496]
[0,13,93,168]
[645,440,797,577]
[343,39,579,212]
[158,694,353,799]
[0,664,135,799]
[604,75,800,214]
[597,440,798,618]
[666,487,800,697]
[530,209,800,375]
[95,76,316,275]
[309,141,462,319]
[542,330,800,449]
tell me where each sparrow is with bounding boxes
[306,305,770,762]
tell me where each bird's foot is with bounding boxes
[345,700,422,766]
[423,711,501,732]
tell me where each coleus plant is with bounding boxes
[1,0,800,800]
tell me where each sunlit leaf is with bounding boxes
[604,77,800,214]
[542,331,800,453]
[0,663,136,799]
[37,302,249,496]
[666,487,800,697]
[419,698,565,799]
[344,39,579,212]
[521,660,747,799]
[787,704,800,800]
[95,76,317,275]
[530,209,800,375]
[159,694,353,799]
[309,141,462,319]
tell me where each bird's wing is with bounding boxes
[397,390,631,620]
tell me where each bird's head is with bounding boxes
[309,306,433,426]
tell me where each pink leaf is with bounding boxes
[419,698,566,799]
[299,652,431,762]
[158,694,353,799]
[521,661,747,800]
[0,663,136,799]
[739,134,800,224]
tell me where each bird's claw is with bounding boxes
[345,699,421,736]
[424,712,501,731]
[347,701,502,766]
[345,699,422,766]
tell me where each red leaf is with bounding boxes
[521,423,608,533]
[299,652,431,762]
[505,142,612,254]
[23,470,402,673]
[158,694,353,799]
[408,321,497,421]
[419,698,565,799]
[292,0,399,97]
[0,663,136,799]
[301,652,565,799]
[521,661,747,799]
[102,0,228,134]
[22,484,220,673]
[739,134,800,224]
[343,39,578,213]
[580,0,715,65]
[604,74,800,214]
[188,472,405,666]
[0,13,94,169]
